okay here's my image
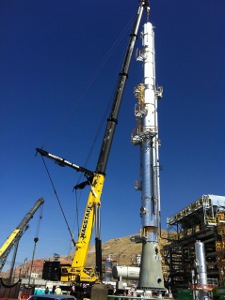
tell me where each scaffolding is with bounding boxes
[163,195,225,297]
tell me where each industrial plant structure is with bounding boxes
[162,194,225,297]
[25,2,225,300]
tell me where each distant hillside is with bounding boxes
[86,230,170,267]
[86,235,142,267]
[3,231,170,278]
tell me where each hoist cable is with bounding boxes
[77,17,134,173]
[73,189,80,239]
[70,18,135,240]
[35,203,44,238]
[38,15,135,245]
[41,15,134,150]
[40,155,76,247]
[75,19,134,179]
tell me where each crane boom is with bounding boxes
[0,197,44,272]
[37,0,149,284]
[94,0,148,279]
[96,2,148,175]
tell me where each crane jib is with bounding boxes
[36,148,93,177]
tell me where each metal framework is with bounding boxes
[163,195,225,297]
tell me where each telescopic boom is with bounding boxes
[0,198,44,273]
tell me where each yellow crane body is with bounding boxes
[60,173,105,283]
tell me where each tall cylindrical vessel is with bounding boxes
[195,241,207,285]
[133,20,165,291]
[195,240,209,300]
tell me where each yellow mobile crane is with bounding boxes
[0,197,44,273]
[36,0,149,284]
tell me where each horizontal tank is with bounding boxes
[112,266,140,280]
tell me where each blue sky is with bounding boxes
[0,0,224,270]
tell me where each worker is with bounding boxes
[55,286,62,295]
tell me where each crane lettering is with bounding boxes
[80,204,92,239]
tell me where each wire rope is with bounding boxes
[68,16,134,240]
[70,16,135,241]
[41,15,134,150]
[75,15,134,180]
[38,14,135,245]
[35,203,44,238]
[40,155,76,247]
